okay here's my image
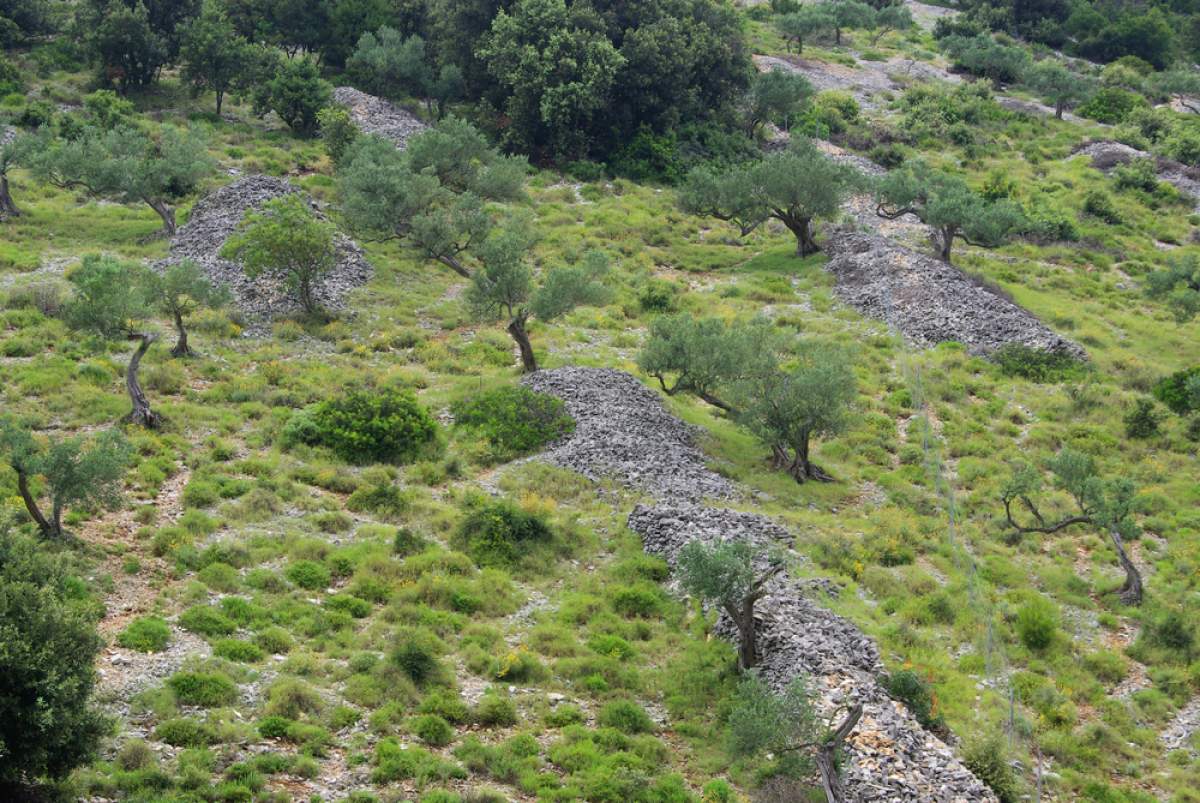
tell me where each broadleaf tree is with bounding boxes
[745,67,813,135]
[466,224,610,372]
[145,259,229,356]
[775,5,834,54]
[0,420,130,539]
[734,339,856,483]
[220,194,336,317]
[339,120,526,277]
[680,137,865,257]
[31,124,213,236]
[1026,59,1095,119]
[64,255,162,427]
[676,539,784,670]
[875,162,1024,263]
[179,0,251,115]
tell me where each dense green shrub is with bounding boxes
[389,627,445,684]
[285,388,438,465]
[992,344,1086,382]
[168,672,238,707]
[155,717,215,747]
[452,385,575,464]
[213,639,265,663]
[1082,190,1121,224]
[1152,366,1200,414]
[0,532,107,785]
[1124,398,1163,438]
[285,559,331,591]
[882,669,945,733]
[1078,87,1148,124]
[411,714,454,747]
[1113,158,1160,193]
[180,605,237,637]
[474,693,518,727]
[964,734,1022,802]
[118,616,172,652]
[255,626,293,654]
[597,700,654,734]
[373,739,464,784]
[1015,597,1058,650]
[452,497,554,566]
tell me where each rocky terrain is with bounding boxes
[1075,139,1200,211]
[822,227,1087,357]
[332,86,428,149]
[158,175,372,321]
[525,366,997,803]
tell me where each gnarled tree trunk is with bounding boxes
[507,314,538,373]
[0,174,20,219]
[126,333,161,428]
[170,310,191,357]
[1109,528,1143,606]
[16,468,56,538]
[779,214,819,256]
[145,197,176,236]
[817,704,863,803]
[725,598,759,670]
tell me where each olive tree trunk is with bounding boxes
[0,174,20,219]
[145,197,177,236]
[1109,528,1143,606]
[170,310,191,357]
[507,314,538,373]
[16,468,57,538]
[126,333,161,428]
[817,705,863,803]
[778,214,819,256]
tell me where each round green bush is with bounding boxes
[285,559,331,591]
[389,627,444,684]
[286,388,438,465]
[255,626,294,654]
[411,714,454,747]
[452,498,553,566]
[118,615,172,652]
[451,385,575,463]
[597,699,654,734]
[213,638,265,663]
[155,717,215,747]
[179,605,237,637]
[474,693,517,727]
[1016,598,1058,651]
[168,671,239,707]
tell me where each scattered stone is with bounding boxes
[754,52,958,112]
[157,175,372,322]
[521,367,734,502]
[333,86,428,150]
[1161,696,1200,754]
[821,227,1087,358]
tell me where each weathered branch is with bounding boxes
[817,703,863,803]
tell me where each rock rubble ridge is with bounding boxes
[158,175,372,322]
[822,227,1087,359]
[524,366,997,802]
[333,86,428,150]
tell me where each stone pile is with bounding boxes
[526,367,997,802]
[522,367,734,502]
[822,227,1087,358]
[159,175,372,321]
[333,86,428,149]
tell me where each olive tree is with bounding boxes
[221,194,336,317]
[745,67,813,135]
[347,27,464,119]
[875,163,1023,263]
[637,315,775,413]
[869,3,914,45]
[775,5,834,54]
[1026,60,1094,119]
[466,224,609,372]
[729,673,862,803]
[0,420,130,539]
[145,259,229,356]
[64,255,162,427]
[31,125,213,236]
[680,137,865,257]
[1001,448,1143,605]
[677,539,784,670]
[339,119,526,277]
[826,0,875,46]
[734,339,856,482]
[0,131,32,219]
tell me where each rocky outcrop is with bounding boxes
[333,87,427,150]
[159,175,372,321]
[523,367,997,803]
[822,228,1086,358]
[1074,139,1200,211]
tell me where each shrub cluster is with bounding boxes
[992,344,1085,383]
[1153,366,1200,415]
[451,497,554,567]
[284,388,438,465]
[452,385,575,464]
